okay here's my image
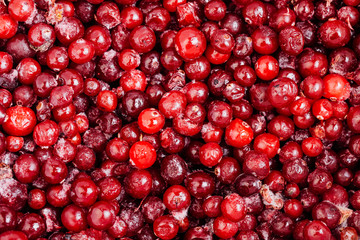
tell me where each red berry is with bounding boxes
[129,141,157,169]
[225,118,253,148]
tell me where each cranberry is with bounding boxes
[61,204,87,232]
[124,169,152,199]
[225,119,253,148]
[0,205,16,232]
[70,177,99,207]
[13,154,39,183]
[3,106,36,136]
[318,19,351,49]
[18,213,45,239]
[129,141,156,169]
[213,216,238,239]
[251,26,278,55]
[0,231,28,240]
[68,38,95,64]
[161,154,187,185]
[129,26,156,54]
[0,15,18,39]
[33,120,60,147]
[153,215,179,239]
[174,27,207,61]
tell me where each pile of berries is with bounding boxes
[0,0,360,239]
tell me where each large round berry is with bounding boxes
[3,106,36,136]
[174,27,207,61]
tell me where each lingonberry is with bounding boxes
[199,142,223,167]
[120,69,147,92]
[221,193,246,222]
[185,172,215,199]
[118,49,141,71]
[129,26,156,54]
[174,27,207,61]
[255,55,279,81]
[253,133,280,159]
[33,120,60,147]
[129,141,156,169]
[323,73,351,101]
[318,19,351,49]
[297,49,328,77]
[124,169,153,199]
[6,136,23,152]
[267,77,298,108]
[213,216,238,239]
[201,1,224,21]
[138,108,165,134]
[84,25,111,56]
[215,157,241,184]
[0,231,28,240]
[28,189,46,210]
[61,204,87,232]
[105,138,129,162]
[269,7,296,32]
[70,177,99,207]
[243,150,270,180]
[95,2,120,29]
[302,137,323,157]
[163,185,191,211]
[13,154,39,183]
[153,215,179,240]
[3,106,37,136]
[18,213,45,239]
[68,38,95,64]
[96,90,117,112]
[55,17,85,46]
[202,196,223,218]
[120,6,143,29]
[87,200,115,230]
[251,26,278,55]
[225,118,253,148]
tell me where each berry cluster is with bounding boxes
[0,0,359,239]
